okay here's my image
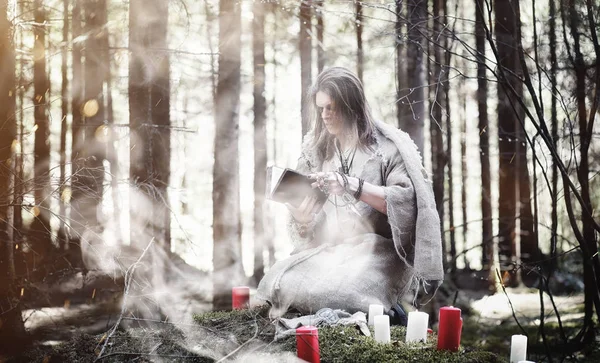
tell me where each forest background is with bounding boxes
[0,0,599,361]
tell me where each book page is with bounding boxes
[266,165,285,198]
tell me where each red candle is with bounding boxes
[437,306,462,351]
[231,286,250,310]
[296,326,320,363]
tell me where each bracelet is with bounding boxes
[354,178,364,200]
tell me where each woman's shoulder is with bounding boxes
[371,126,403,164]
[372,120,423,163]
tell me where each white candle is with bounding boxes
[517,361,536,363]
[510,335,528,363]
[374,315,390,344]
[368,304,384,326]
[405,311,429,343]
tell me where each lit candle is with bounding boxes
[368,304,384,326]
[405,311,429,343]
[437,306,462,351]
[374,315,391,344]
[296,326,320,363]
[231,286,250,310]
[510,335,528,363]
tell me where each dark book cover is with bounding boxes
[266,166,328,209]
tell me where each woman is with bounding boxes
[257,67,443,320]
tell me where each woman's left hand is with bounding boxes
[308,171,346,196]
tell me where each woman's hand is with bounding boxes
[309,171,346,196]
[286,195,320,224]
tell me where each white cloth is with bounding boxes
[273,308,370,341]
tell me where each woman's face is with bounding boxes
[316,91,343,136]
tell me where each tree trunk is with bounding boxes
[99,8,121,245]
[495,0,520,287]
[82,0,107,231]
[316,0,324,73]
[253,0,267,283]
[446,72,455,276]
[129,0,156,249]
[443,0,454,275]
[431,0,446,271]
[267,2,278,268]
[475,0,493,282]
[300,0,312,136]
[31,0,53,272]
[13,0,25,275]
[355,0,363,83]
[203,0,217,104]
[213,0,243,311]
[149,0,171,252]
[518,145,537,286]
[515,0,537,283]
[58,0,69,250]
[460,79,469,270]
[395,0,409,129]
[0,0,26,344]
[403,0,426,153]
[548,0,558,273]
[70,0,84,261]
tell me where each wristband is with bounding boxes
[354,178,364,200]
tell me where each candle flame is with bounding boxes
[20,288,24,297]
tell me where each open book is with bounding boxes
[266,166,328,209]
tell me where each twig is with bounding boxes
[121,316,221,334]
[95,238,156,361]
[495,268,527,336]
[215,314,260,362]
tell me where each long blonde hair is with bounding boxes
[307,67,376,161]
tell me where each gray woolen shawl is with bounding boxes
[302,120,444,283]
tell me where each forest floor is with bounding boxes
[3,271,600,362]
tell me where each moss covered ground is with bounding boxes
[10,305,499,362]
[8,303,600,362]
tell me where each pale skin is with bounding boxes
[286,91,388,224]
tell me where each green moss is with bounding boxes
[315,325,502,363]
[20,304,600,362]
[191,305,503,362]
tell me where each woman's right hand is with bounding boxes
[286,195,320,224]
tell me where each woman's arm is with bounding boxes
[346,177,387,215]
[309,171,388,215]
